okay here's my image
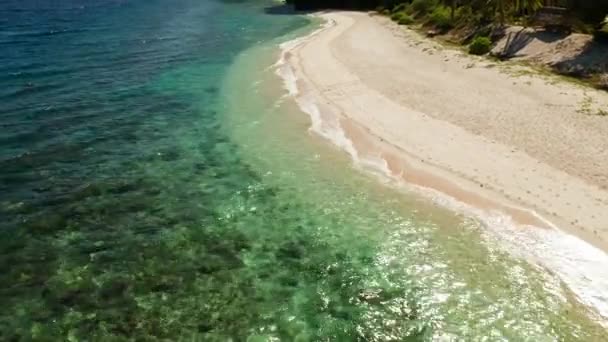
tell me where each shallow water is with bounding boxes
[0,0,606,340]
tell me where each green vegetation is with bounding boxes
[392,11,414,24]
[428,5,453,30]
[391,11,406,21]
[297,0,608,38]
[411,0,437,15]
[399,14,415,24]
[469,36,492,55]
[371,0,607,81]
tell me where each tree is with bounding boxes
[514,0,542,15]
[484,0,541,25]
[441,0,458,21]
[485,0,509,25]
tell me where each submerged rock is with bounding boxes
[23,213,68,234]
[277,241,305,260]
[71,183,104,200]
[99,279,129,300]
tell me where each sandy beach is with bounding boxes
[278,11,608,320]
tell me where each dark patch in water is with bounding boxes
[204,86,219,94]
[0,143,85,171]
[156,147,181,161]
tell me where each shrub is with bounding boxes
[429,5,452,30]
[391,12,405,21]
[411,0,436,15]
[398,14,414,25]
[469,36,492,55]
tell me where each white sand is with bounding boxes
[277,11,608,322]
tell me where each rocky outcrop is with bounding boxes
[491,26,608,78]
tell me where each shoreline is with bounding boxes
[276,11,608,323]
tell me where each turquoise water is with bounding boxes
[1,0,606,340]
